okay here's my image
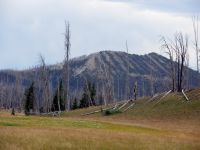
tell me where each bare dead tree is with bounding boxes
[98,53,114,105]
[39,54,51,113]
[142,78,145,97]
[125,41,130,99]
[117,75,120,100]
[63,21,71,110]
[107,58,114,103]
[192,16,200,85]
[98,59,107,105]
[83,76,93,106]
[14,73,24,111]
[185,52,190,90]
[161,36,176,92]
[176,33,188,92]
[161,32,188,92]
[34,66,42,112]
[149,55,154,96]
[133,81,137,100]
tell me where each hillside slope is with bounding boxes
[0,51,199,107]
[0,89,200,150]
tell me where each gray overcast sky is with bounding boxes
[0,0,199,70]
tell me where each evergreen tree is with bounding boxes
[51,90,59,111]
[11,108,15,115]
[24,82,35,115]
[51,80,65,111]
[79,86,90,108]
[59,80,65,111]
[79,81,96,108]
[72,97,78,110]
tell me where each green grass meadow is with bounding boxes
[0,89,200,150]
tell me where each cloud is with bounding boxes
[104,0,200,14]
[0,0,199,69]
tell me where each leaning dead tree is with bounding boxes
[192,16,200,85]
[161,32,188,92]
[39,54,51,113]
[63,21,71,110]
[161,37,176,92]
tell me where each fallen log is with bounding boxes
[182,89,189,101]
[112,104,119,110]
[144,92,164,105]
[81,106,114,116]
[117,100,130,110]
[39,111,62,116]
[123,103,135,112]
[154,90,172,105]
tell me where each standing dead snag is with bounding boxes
[39,54,51,113]
[185,52,190,90]
[148,55,154,96]
[99,53,114,105]
[176,33,188,92]
[63,21,71,110]
[133,81,137,100]
[107,59,114,104]
[192,16,200,85]
[161,32,188,92]
[125,41,130,100]
[161,36,176,92]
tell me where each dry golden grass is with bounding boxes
[0,89,200,149]
[0,112,200,150]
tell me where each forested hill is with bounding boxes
[0,51,199,107]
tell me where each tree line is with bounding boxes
[23,80,97,115]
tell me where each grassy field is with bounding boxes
[0,89,200,150]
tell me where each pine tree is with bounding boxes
[51,90,59,111]
[79,86,90,108]
[59,80,65,111]
[72,97,78,110]
[24,82,35,115]
[79,81,96,108]
[51,80,65,112]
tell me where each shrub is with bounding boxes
[103,109,121,116]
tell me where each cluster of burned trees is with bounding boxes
[22,21,71,115]
[161,32,189,92]
[161,16,199,92]
[0,72,25,110]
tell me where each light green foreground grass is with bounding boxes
[0,89,200,150]
[0,113,199,150]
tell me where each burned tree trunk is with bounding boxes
[192,16,200,86]
[63,21,71,110]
